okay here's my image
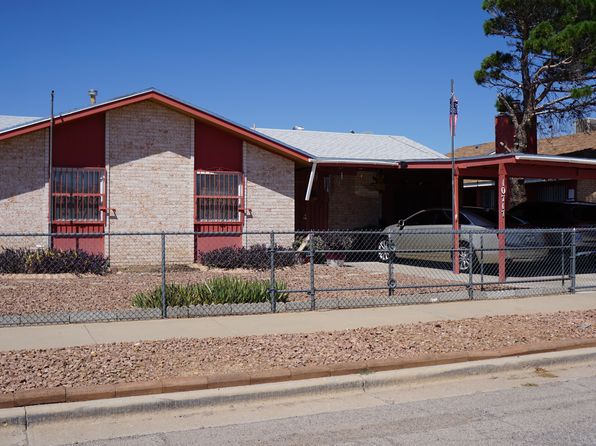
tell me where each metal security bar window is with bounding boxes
[52,168,106,222]
[195,171,243,222]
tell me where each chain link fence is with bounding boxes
[0,228,594,326]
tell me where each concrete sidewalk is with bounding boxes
[0,292,595,352]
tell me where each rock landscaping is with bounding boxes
[0,264,463,316]
[1,309,594,393]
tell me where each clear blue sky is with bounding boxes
[2,0,508,153]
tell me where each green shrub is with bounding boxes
[132,276,289,308]
[0,247,109,275]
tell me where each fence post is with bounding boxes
[161,232,167,318]
[269,231,276,313]
[388,246,394,298]
[480,234,485,291]
[309,231,316,311]
[570,228,576,294]
[467,233,474,300]
[560,231,565,287]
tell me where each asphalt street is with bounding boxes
[51,365,596,446]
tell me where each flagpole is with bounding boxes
[450,79,455,233]
[450,79,457,274]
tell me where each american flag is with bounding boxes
[449,93,459,137]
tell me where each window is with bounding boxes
[195,171,243,222]
[407,210,471,226]
[479,189,496,209]
[51,168,105,222]
[538,182,567,202]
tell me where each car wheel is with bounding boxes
[378,237,395,263]
[452,242,477,273]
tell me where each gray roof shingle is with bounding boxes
[0,115,41,132]
[255,128,445,161]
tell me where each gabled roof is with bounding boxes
[0,115,41,132]
[0,89,312,164]
[454,131,596,158]
[0,89,446,165]
[256,128,445,162]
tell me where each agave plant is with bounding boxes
[132,276,289,308]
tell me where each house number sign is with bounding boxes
[500,177,507,218]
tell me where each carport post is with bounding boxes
[467,235,474,299]
[480,235,485,291]
[309,232,316,311]
[498,164,507,282]
[570,228,576,294]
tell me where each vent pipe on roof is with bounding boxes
[88,89,98,105]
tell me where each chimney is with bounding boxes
[88,89,98,105]
[576,118,596,133]
[495,113,537,154]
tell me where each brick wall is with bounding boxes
[0,130,49,248]
[243,142,295,247]
[577,179,596,203]
[328,171,382,229]
[106,102,194,265]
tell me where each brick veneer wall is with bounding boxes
[0,130,49,248]
[577,179,596,203]
[243,142,295,247]
[106,102,194,265]
[328,171,382,229]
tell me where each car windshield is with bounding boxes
[404,209,471,226]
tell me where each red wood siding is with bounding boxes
[52,114,106,255]
[295,168,329,230]
[52,223,105,255]
[194,121,244,254]
[53,114,105,167]
[195,121,242,171]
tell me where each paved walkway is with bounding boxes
[0,292,595,351]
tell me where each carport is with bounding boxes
[402,153,596,281]
[303,153,596,282]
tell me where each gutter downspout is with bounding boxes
[305,160,318,201]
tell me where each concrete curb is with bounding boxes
[0,338,595,423]
[1,345,596,427]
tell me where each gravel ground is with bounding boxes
[1,309,594,392]
[0,264,464,315]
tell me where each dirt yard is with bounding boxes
[0,309,594,392]
[0,263,465,315]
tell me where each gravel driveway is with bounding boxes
[1,309,593,392]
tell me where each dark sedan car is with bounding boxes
[509,201,596,256]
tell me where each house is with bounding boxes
[2,89,595,270]
[0,89,443,264]
[454,116,596,207]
